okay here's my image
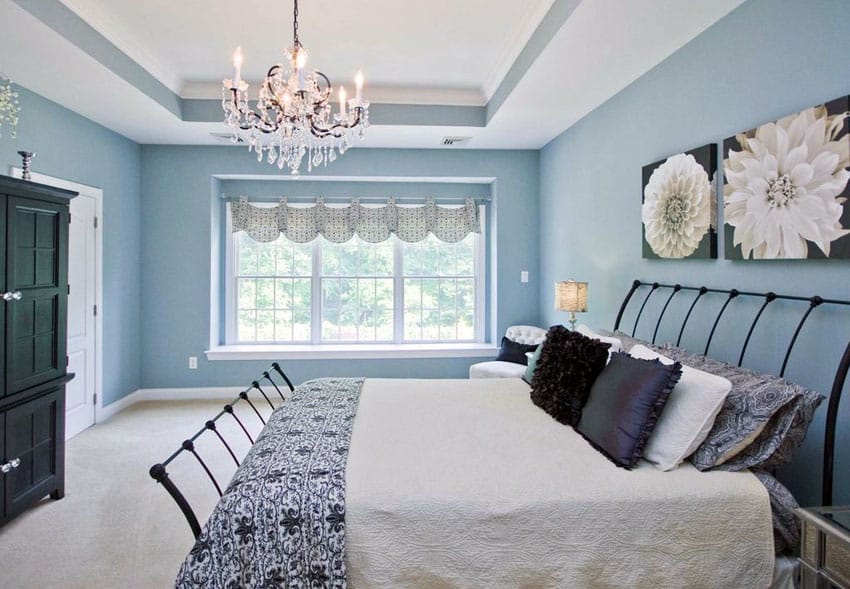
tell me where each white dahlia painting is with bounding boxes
[724,95,850,260]
[642,144,718,259]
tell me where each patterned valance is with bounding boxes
[231,197,480,243]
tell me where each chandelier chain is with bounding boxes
[292,0,300,47]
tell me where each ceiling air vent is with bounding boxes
[441,136,471,146]
[211,132,244,144]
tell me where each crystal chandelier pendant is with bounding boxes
[222,0,369,174]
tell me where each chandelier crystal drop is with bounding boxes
[223,0,369,174]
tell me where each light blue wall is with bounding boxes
[140,146,539,388]
[0,87,141,406]
[539,0,850,506]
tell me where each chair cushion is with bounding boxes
[469,361,527,379]
[504,325,547,345]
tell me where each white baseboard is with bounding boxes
[97,387,246,422]
[97,389,142,422]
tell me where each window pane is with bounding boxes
[320,273,393,343]
[234,234,313,343]
[257,247,276,276]
[275,310,293,341]
[401,232,477,342]
[275,279,292,309]
[257,310,275,341]
[238,309,256,341]
[293,243,313,275]
[256,279,275,308]
[238,236,258,275]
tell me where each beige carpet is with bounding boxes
[0,399,273,589]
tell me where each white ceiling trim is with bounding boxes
[57,0,184,94]
[481,0,558,101]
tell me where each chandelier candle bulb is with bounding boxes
[355,70,363,103]
[232,46,243,88]
[339,86,347,117]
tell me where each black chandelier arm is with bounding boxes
[229,89,283,134]
[308,107,364,138]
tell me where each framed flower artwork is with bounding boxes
[723,95,850,260]
[642,143,718,259]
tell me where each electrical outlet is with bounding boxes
[189,356,198,370]
[520,270,529,283]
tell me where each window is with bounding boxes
[226,206,485,345]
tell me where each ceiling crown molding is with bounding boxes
[482,0,558,101]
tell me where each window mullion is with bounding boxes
[311,237,322,343]
[393,237,404,343]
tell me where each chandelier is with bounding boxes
[223,0,369,174]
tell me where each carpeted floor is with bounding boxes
[0,399,271,589]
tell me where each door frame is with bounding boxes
[8,167,104,424]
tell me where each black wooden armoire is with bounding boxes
[0,175,75,526]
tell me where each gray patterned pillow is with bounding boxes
[656,344,824,472]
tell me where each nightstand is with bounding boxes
[797,505,850,588]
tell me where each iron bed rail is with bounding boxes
[613,279,850,506]
[148,362,295,538]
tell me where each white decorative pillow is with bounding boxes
[576,325,623,353]
[630,344,732,471]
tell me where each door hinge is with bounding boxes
[93,393,97,405]
[93,304,97,317]
[67,284,70,295]
[93,216,98,229]
[66,355,69,367]
[68,213,72,223]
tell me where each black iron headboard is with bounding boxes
[613,279,850,507]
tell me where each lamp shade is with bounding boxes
[555,280,588,312]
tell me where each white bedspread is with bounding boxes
[345,378,774,589]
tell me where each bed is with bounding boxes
[157,279,850,589]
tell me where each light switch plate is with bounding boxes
[189,356,198,369]
[521,271,529,283]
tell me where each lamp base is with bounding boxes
[568,312,577,331]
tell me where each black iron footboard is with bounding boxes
[613,280,850,506]
[148,362,295,538]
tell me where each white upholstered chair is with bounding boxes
[469,325,547,378]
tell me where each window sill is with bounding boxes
[205,343,499,361]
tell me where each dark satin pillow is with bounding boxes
[496,336,538,365]
[576,352,682,469]
[530,326,610,426]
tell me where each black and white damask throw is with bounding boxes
[175,378,365,589]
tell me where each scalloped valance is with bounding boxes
[231,197,480,244]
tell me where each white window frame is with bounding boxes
[222,202,487,349]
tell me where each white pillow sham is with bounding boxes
[576,325,623,353]
[629,344,732,471]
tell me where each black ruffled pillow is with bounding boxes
[530,326,610,426]
[495,336,538,365]
[576,352,682,469]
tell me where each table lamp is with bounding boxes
[555,280,588,331]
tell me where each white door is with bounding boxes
[66,194,97,439]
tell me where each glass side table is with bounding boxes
[796,506,850,589]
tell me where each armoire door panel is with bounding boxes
[10,293,62,392]
[5,197,68,394]
[3,388,62,519]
